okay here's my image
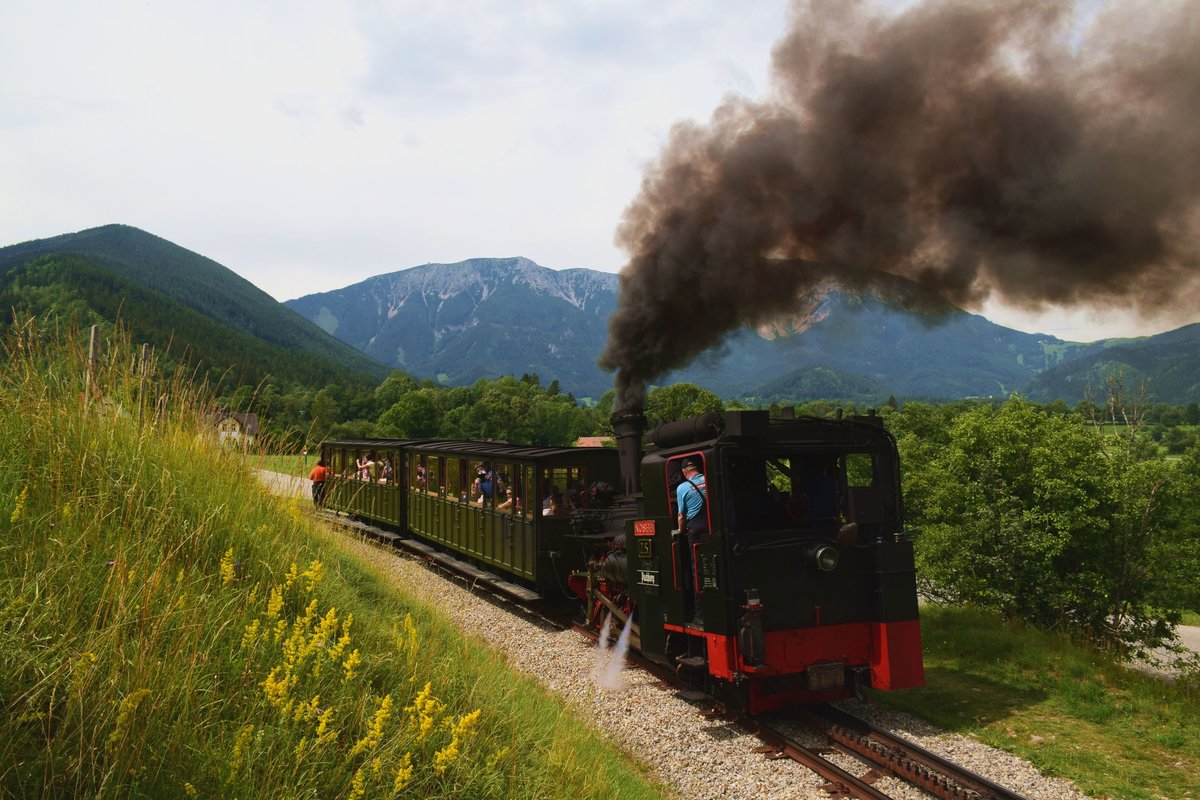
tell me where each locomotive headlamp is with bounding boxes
[805,543,839,572]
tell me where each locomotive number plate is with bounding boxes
[638,570,659,587]
[633,520,656,537]
[807,662,845,691]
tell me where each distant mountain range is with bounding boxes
[285,256,1200,404]
[1,226,1196,404]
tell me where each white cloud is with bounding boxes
[2,0,1190,343]
[1,0,784,302]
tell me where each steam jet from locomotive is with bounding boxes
[321,405,924,714]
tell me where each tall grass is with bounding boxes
[0,320,664,799]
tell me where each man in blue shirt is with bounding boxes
[676,458,707,626]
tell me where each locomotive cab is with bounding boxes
[628,409,924,713]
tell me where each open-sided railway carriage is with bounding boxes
[322,439,621,595]
[321,408,924,714]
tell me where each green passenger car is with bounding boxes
[320,438,621,594]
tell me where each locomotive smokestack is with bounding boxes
[610,408,646,497]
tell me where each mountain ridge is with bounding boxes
[3,226,1195,403]
[286,256,1200,403]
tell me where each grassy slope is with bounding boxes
[0,324,663,799]
[871,606,1200,800]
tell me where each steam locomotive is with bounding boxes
[320,407,924,714]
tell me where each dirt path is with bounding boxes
[256,469,309,500]
[1179,625,1200,653]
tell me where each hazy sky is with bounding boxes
[0,0,1187,342]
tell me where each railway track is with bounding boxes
[566,608,1033,800]
[320,508,1034,800]
[750,705,1034,800]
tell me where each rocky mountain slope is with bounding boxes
[287,257,1189,402]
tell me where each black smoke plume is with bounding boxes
[599,0,1200,409]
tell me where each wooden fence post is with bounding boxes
[86,324,99,404]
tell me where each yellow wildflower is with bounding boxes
[246,584,259,607]
[318,607,339,642]
[293,694,321,724]
[299,597,318,627]
[394,614,419,674]
[261,666,297,712]
[288,497,304,527]
[433,709,480,774]
[229,724,254,775]
[68,651,98,693]
[293,736,309,766]
[433,741,459,774]
[241,620,261,650]
[220,548,236,585]
[10,486,28,524]
[301,559,324,593]
[348,766,367,800]
[485,746,511,770]
[266,587,284,619]
[282,562,299,591]
[314,707,336,747]
[405,682,444,743]
[342,649,361,683]
[350,695,392,757]
[451,709,481,739]
[184,783,198,796]
[328,613,354,660]
[392,753,414,793]
[371,757,383,778]
[107,688,151,752]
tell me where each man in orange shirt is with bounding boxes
[309,459,329,508]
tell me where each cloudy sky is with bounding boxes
[0,0,1182,341]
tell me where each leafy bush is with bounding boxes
[899,397,1200,657]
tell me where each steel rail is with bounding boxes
[750,718,897,800]
[813,705,1033,800]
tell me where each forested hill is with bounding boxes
[1024,322,1200,404]
[0,255,379,393]
[0,225,388,381]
